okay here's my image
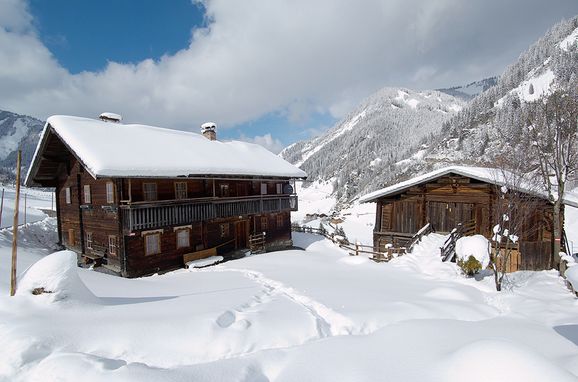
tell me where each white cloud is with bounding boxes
[0,0,576,136]
[238,133,285,154]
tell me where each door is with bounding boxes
[427,202,474,233]
[235,220,248,249]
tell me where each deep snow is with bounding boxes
[0,188,577,381]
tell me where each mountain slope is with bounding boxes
[392,16,578,182]
[0,110,44,180]
[281,88,464,203]
[437,77,498,101]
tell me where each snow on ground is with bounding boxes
[0,185,54,228]
[1,216,578,380]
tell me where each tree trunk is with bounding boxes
[551,199,562,269]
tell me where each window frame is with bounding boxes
[176,228,190,249]
[260,183,267,195]
[261,216,268,230]
[276,183,283,194]
[86,232,93,250]
[143,182,158,201]
[220,223,230,238]
[174,181,188,200]
[276,214,284,229]
[65,187,71,204]
[84,185,91,204]
[106,181,115,204]
[108,235,118,255]
[144,233,161,256]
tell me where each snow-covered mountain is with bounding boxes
[284,15,577,211]
[437,77,498,101]
[0,110,44,180]
[391,16,578,182]
[281,88,464,204]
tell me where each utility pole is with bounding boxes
[10,150,22,296]
[0,188,4,227]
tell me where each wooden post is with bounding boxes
[10,150,22,296]
[0,188,4,227]
[355,242,359,256]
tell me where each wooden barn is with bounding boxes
[359,166,578,271]
[25,114,306,277]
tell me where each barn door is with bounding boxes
[235,221,248,249]
[427,202,474,233]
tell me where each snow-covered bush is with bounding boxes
[456,235,490,269]
[17,250,97,303]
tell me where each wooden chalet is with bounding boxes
[25,115,307,277]
[359,166,578,272]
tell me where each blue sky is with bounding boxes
[1,1,577,152]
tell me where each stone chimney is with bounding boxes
[99,112,122,123]
[201,122,217,141]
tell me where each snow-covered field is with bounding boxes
[1,217,578,381]
[1,185,578,381]
[0,185,54,228]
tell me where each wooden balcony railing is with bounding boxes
[120,195,298,231]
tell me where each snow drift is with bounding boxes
[17,250,98,303]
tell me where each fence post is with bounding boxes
[355,242,359,256]
[0,188,4,227]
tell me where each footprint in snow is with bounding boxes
[216,310,236,328]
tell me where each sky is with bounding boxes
[0,0,577,153]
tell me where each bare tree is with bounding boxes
[488,156,541,291]
[525,83,578,267]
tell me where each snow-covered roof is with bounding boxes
[25,115,306,184]
[359,165,578,208]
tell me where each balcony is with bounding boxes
[120,194,298,232]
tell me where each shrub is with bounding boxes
[458,255,482,276]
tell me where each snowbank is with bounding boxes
[456,235,490,268]
[442,339,577,382]
[565,266,578,293]
[17,250,97,303]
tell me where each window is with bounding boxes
[84,185,91,204]
[220,223,230,238]
[220,184,230,197]
[86,232,93,250]
[276,215,284,229]
[106,182,115,203]
[276,184,283,194]
[143,182,157,201]
[260,183,267,195]
[175,182,188,199]
[144,233,161,255]
[108,235,117,255]
[176,229,190,249]
[65,187,71,204]
[261,216,268,230]
[68,229,75,246]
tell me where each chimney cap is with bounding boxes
[201,122,216,133]
[99,112,122,123]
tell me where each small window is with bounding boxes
[261,216,268,230]
[220,184,230,197]
[65,187,71,204]
[86,232,93,250]
[68,229,75,246]
[106,182,115,203]
[176,229,190,249]
[276,215,284,229]
[260,183,267,195]
[84,185,91,204]
[144,233,161,255]
[143,182,157,201]
[108,235,117,255]
[175,182,188,199]
[220,223,230,238]
[276,184,283,194]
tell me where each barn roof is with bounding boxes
[359,165,578,208]
[25,115,307,186]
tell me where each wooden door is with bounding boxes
[427,202,474,233]
[235,221,248,249]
